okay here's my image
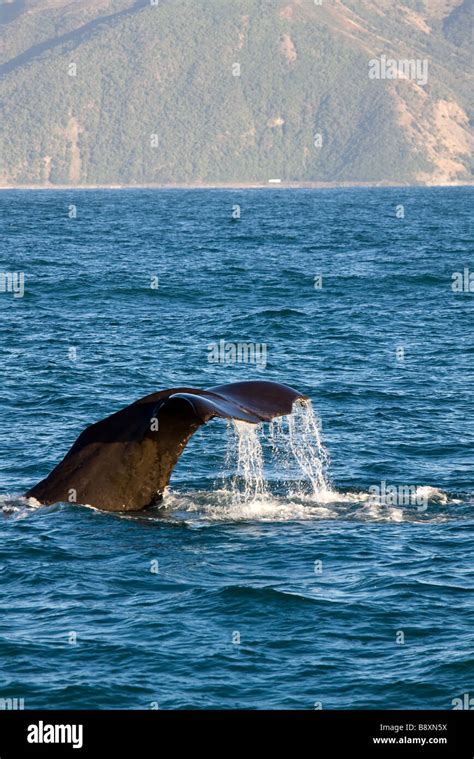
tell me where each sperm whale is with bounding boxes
[26,381,307,512]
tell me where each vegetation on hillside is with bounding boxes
[0,0,472,185]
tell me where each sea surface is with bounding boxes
[0,187,473,709]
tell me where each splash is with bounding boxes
[223,399,332,505]
[161,486,464,525]
[225,420,269,503]
[271,399,332,499]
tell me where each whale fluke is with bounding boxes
[26,381,307,512]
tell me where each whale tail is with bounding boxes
[156,380,306,424]
[26,381,308,512]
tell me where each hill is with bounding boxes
[0,0,473,186]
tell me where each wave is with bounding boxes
[158,486,468,525]
[1,486,469,526]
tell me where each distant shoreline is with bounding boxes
[0,180,472,191]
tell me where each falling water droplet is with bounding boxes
[225,420,269,504]
[222,399,332,506]
[285,399,332,497]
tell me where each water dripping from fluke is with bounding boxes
[222,399,333,508]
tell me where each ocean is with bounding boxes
[0,187,473,709]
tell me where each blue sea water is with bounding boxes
[0,187,473,710]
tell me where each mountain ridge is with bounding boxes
[1,0,473,186]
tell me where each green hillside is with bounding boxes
[0,0,472,185]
